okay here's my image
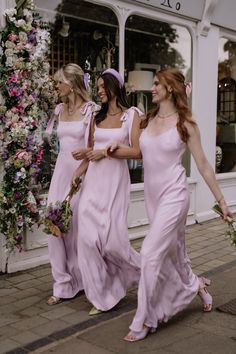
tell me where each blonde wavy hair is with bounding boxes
[54,63,90,103]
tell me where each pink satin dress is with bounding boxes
[47,101,98,299]
[129,126,199,332]
[77,107,142,311]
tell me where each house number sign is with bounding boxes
[133,0,204,21]
[160,0,181,11]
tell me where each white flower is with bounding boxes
[19,32,28,43]
[6,57,15,67]
[26,0,35,11]
[15,19,26,28]
[23,9,33,21]
[9,207,16,214]
[27,191,37,205]
[4,9,17,18]
[5,48,14,57]
[232,222,236,232]
[5,40,16,49]
[5,56,14,67]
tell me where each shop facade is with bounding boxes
[0,0,236,272]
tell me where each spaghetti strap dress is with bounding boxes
[129,126,199,332]
[47,101,98,299]
[77,107,142,311]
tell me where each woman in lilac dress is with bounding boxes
[72,69,143,315]
[46,63,98,305]
[124,68,232,341]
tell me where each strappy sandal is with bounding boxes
[124,326,156,342]
[198,277,213,312]
[47,296,62,306]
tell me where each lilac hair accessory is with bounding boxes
[102,68,124,88]
[83,73,90,90]
[185,82,192,98]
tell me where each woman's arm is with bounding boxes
[186,121,232,220]
[72,158,89,188]
[71,118,96,185]
[107,112,142,160]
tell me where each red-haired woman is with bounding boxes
[124,68,232,341]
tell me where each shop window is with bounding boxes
[35,0,119,190]
[217,38,236,173]
[125,15,192,183]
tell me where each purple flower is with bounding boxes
[15,234,23,243]
[28,32,37,45]
[14,191,21,199]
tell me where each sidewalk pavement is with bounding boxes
[0,215,236,354]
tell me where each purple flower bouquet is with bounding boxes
[212,204,236,247]
[43,177,81,237]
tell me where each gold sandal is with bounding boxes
[47,295,62,305]
[89,306,103,316]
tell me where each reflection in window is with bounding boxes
[217,38,236,173]
[35,0,119,189]
[125,15,192,183]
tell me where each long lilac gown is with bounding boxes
[47,101,97,299]
[129,126,199,332]
[77,107,142,311]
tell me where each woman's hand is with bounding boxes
[72,148,92,160]
[106,142,119,157]
[71,171,82,191]
[219,198,233,221]
[86,149,107,161]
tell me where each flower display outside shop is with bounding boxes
[0,0,57,252]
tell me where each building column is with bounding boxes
[191,24,220,222]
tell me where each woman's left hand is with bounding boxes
[219,199,233,221]
[72,148,91,160]
[86,149,106,161]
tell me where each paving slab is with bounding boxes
[1,215,236,354]
[37,262,236,354]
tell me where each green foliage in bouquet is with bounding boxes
[212,204,236,247]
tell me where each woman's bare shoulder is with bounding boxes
[184,116,198,135]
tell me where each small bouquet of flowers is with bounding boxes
[42,177,81,237]
[212,204,236,247]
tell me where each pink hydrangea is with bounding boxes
[8,33,18,42]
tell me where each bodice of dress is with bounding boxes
[140,126,187,190]
[57,121,85,152]
[93,106,143,149]
[56,101,99,153]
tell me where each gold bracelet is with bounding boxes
[103,149,108,158]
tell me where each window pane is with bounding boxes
[125,15,192,183]
[217,38,236,173]
[35,0,119,191]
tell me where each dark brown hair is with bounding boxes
[94,72,130,125]
[141,68,196,142]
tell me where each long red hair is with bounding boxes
[141,68,196,142]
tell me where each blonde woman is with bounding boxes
[46,63,98,305]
